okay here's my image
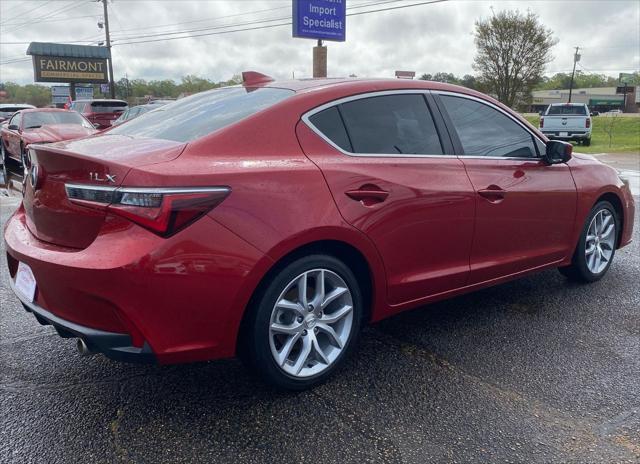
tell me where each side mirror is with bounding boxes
[8,124,19,131]
[543,140,572,165]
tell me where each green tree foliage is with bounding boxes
[0,75,242,106]
[473,10,557,107]
[535,71,619,90]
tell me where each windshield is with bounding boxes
[23,111,92,129]
[90,101,128,113]
[547,105,587,116]
[109,87,294,142]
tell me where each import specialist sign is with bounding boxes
[293,0,346,42]
[32,55,108,83]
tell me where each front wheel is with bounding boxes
[559,201,618,282]
[240,254,363,390]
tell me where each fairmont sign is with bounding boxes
[32,55,108,83]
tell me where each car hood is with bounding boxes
[23,124,97,144]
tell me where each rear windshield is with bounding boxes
[109,87,294,142]
[23,111,92,129]
[0,107,31,117]
[547,105,587,115]
[90,101,128,113]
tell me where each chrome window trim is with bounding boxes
[301,89,456,159]
[434,90,546,160]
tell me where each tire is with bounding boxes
[240,254,363,390]
[559,201,619,282]
[0,139,7,186]
[583,138,591,146]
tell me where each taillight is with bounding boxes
[586,118,590,128]
[65,185,230,237]
[539,117,544,128]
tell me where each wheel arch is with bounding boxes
[235,237,381,356]
[596,191,624,247]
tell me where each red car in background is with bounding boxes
[1,108,97,169]
[4,74,635,390]
[69,99,128,129]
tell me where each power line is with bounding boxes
[1,13,100,27]
[1,0,92,33]
[114,0,449,46]
[0,0,53,26]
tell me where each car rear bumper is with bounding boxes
[542,131,591,140]
[4,205,268,364]
[10,275,156,363]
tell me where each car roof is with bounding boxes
[74,99,128,103]
[0,103,35,108]
[18,108,76,114]
[549,102,586,106]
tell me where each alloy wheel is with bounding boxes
[269,268,354,378]
[585,208,616,274]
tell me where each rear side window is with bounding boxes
[339,94,443,155]
[90,101,128,113]
[440,95,537,158]
[309,106,352,152]
[109,87,293,142]
[547,105,586,115]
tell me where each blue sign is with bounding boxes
[293,0,346,42]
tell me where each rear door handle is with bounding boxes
[477,185,507,202]
[345,186,389,205]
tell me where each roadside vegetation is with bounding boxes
[524,115,640,154]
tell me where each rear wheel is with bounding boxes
[240,254,362,390]
[559,201,618,282]
[0,139,7,186]
[583,138,591,146]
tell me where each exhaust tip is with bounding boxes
[76,338,94,357]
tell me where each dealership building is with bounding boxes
[530,86,639,113]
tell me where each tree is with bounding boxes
[536,71,617,90]
[473,10,557,107]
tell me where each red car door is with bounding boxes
[297,92,476,307]
[436,93,577,284]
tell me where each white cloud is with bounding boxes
[1,0,638,85]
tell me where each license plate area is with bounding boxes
[15,261,37,302]
[559,131,568,137]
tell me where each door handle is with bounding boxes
[477,185,506,203]
[345,186,389,205]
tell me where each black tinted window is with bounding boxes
[338,94,443,155]
[109,87,293,142]
[309,106,352,152]
[547,105,587,115]
[441,95,536,158]
[90,101,128,113]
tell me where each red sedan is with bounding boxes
[4,73,635,390]
[1,108,96,169]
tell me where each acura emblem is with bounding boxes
[29,164,39,189]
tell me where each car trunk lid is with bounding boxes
[23,135,186,249]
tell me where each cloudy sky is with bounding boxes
[1,0,638,85]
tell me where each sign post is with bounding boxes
[292,0,346,78]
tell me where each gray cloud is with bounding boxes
[1,0,638,85]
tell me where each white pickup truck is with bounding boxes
[539,103,592,146]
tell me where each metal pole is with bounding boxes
[568,46,579,103]
[102,0,115,98]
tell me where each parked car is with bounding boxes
[539,103,592,145]
[1,108,97,169]
[69,99,128,129]
[5,74,635,390]
[112,102,167,127]
[0,103,35,123]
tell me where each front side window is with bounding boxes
[109,87,294,143]
[440,95,537,158]
[9,113,22,129]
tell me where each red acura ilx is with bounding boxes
[4,72,635,390]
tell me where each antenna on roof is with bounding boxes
[242,71,275,86]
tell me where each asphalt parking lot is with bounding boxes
[1,158,639,463]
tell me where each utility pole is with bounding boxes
[568,46,580,103]
[101,0,115,98]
